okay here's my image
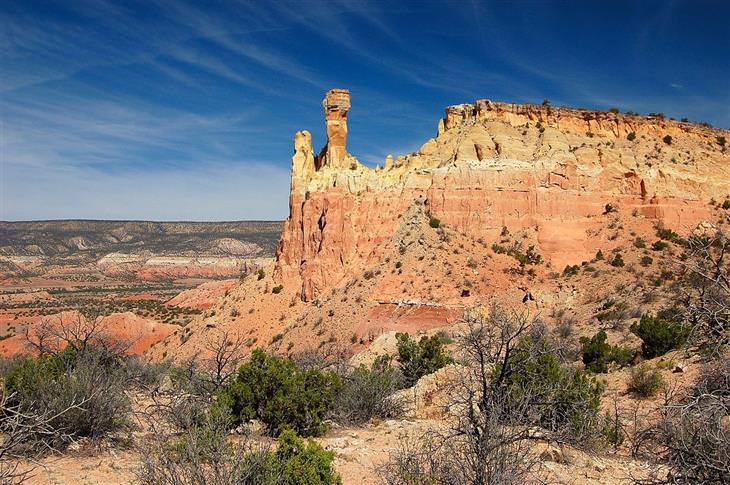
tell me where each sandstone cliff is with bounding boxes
[276,90,730,300]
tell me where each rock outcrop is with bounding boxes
[319,88,352,169]
[277,91,730,300]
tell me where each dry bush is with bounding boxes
[627,363,665,398]
[171,330,246,399]
[2,312,136,452]
[330,356,405,426]
[0,391,87,484]
[137,409,275,485]
[380,303,607,484]
[290,342,352,376]
[656,354,730,483]
[24,310,132,357]
[679,232,730,350]
[139,387,341,485]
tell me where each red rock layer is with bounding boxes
[275,93,729,301]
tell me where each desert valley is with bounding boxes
[1,85,729,484]
[0,220,280,356]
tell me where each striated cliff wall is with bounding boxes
[276,89,730,300]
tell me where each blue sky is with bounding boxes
[2,0,728,221]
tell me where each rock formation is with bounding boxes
[319,88,352,169]
[277,90,730,300]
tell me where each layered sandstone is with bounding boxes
[276,91,730,300]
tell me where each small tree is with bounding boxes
[630,314,689,358]
[220,349,341,437]
[663,135,673,145]
[580,330,634,373]
[395,332,452,387]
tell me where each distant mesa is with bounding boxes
[276,89,730,301]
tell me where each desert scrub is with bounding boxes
[395,332,452,387]
[219,349,340,437]
[580,330,635,373]
[3,345,131,448]
[610,253,625,267]
[331,356,404,425]
[138,409,342,485]
[630,313,689,358]
[626,363,665,397]
[492,242,543,267]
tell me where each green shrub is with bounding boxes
[139,410,341,485]
[563,264,580,277]
[3,345,130,447]
[630,314,689,358]
[272,285,284,294]
[496,337,605,441]
[275,430,342,485]
[257,269,265,280]
[579,330,635,373]
[332,356,404,425]
[491,242,541,267]
[663,135,673,145]
[652,240,669,251]
[627,132,636,141]
[640,255,653,266]
[396,332,452,387]
[722,199,730,210]
[656,225,680,242]
[220,349,341,436]
[428,217,441,228]
[518,245,542,266]
[610,253,625,267]
[633,237,646,249]
[627,363,665,397]
[717,136,727,147]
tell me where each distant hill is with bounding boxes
[0,220,283,258]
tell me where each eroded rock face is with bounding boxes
[277,91,730,300]
[318,88,352,169]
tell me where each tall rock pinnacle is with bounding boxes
[319,88,351,169]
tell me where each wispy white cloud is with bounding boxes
[2,96,261,170]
